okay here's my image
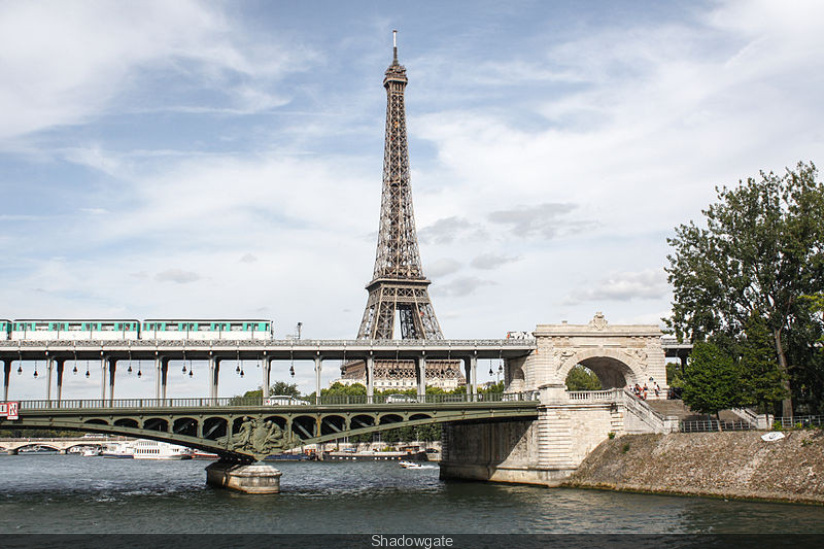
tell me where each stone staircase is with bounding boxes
[645,399,747,423]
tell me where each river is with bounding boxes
[1,454,823,536]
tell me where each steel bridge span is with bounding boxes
[0,339,537,404]
[3,394,540,462]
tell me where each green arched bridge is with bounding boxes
[3,393,540,462]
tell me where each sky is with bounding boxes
[2,0,822,399]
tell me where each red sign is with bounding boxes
[0,402,19,420]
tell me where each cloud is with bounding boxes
[487,203,581,239]
[470,252,519,270]
[434,276,495,298]
[0,0,316,143]
[418,216,475,244]
[155,269,201,284]
[563,269,670,305]
[426,258,462,278]
[239,253,258,264]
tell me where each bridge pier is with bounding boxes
[205,460,282,494]
[440,386,630,487]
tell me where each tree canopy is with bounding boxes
[681,342,742,420]
[565,365,602,391]
[666,162,824,416]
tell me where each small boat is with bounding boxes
[399,460,422,469]
[82,447,101,457]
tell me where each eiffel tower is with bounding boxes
[357,32,444,341]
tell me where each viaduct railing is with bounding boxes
[16,391,541,411]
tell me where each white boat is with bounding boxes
[102,441,134,459]
[82,447,101,457]
[131,440,193,460]
[103,440,193,460]
[399,460,422,469]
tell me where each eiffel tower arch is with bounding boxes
[357,32,444,341]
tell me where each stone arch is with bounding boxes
[558,348,645,390]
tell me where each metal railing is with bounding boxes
[0,338,538,348]
[16,391,540,411]
[680,414,824,432]
[680,419,756,432]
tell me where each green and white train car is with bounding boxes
[140,319,273,341]
[10,320,141,341]
[0,320,10,341]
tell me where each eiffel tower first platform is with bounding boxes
[357,32,444,342]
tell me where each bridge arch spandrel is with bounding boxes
[523,313,668,396]
[557,348,644,389]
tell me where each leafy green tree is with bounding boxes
[738,315,788,416]
[681,342,742,425]
[666,162,824,417]
[565,365,602,391]
[270,381,301,397]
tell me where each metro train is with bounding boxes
[0,319,274,341]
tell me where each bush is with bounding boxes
[622,443,631,453]
[608,432,616,440]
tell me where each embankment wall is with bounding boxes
[564,430,824,505]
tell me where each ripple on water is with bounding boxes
[2,455,824,534]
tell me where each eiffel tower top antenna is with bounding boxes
[393,30,398,63]
[356,31,444,340]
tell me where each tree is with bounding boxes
[270,381,300,397]
[666,162,824,417]
[681,342,742,425]
[565,365,602,391]
[738,315,788,416]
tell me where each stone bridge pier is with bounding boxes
[441,313,671,486]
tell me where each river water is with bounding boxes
[1,454,824,536]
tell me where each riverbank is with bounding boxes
[563,430,824,505]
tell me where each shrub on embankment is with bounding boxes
[563,430,824,505]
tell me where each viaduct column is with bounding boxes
[416,354,427,401]
[107,357,117,405]
[154,354,162,400]
[100,353,107,401]
[46,354,53,402]
[2,359,11,401]
[314,355,322,404]
[158,356,170,401]
[208,356,220,402]
[366,354,375,404]
[262,353,271,399]
[55,359,65,405]
[463,354,478,401]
